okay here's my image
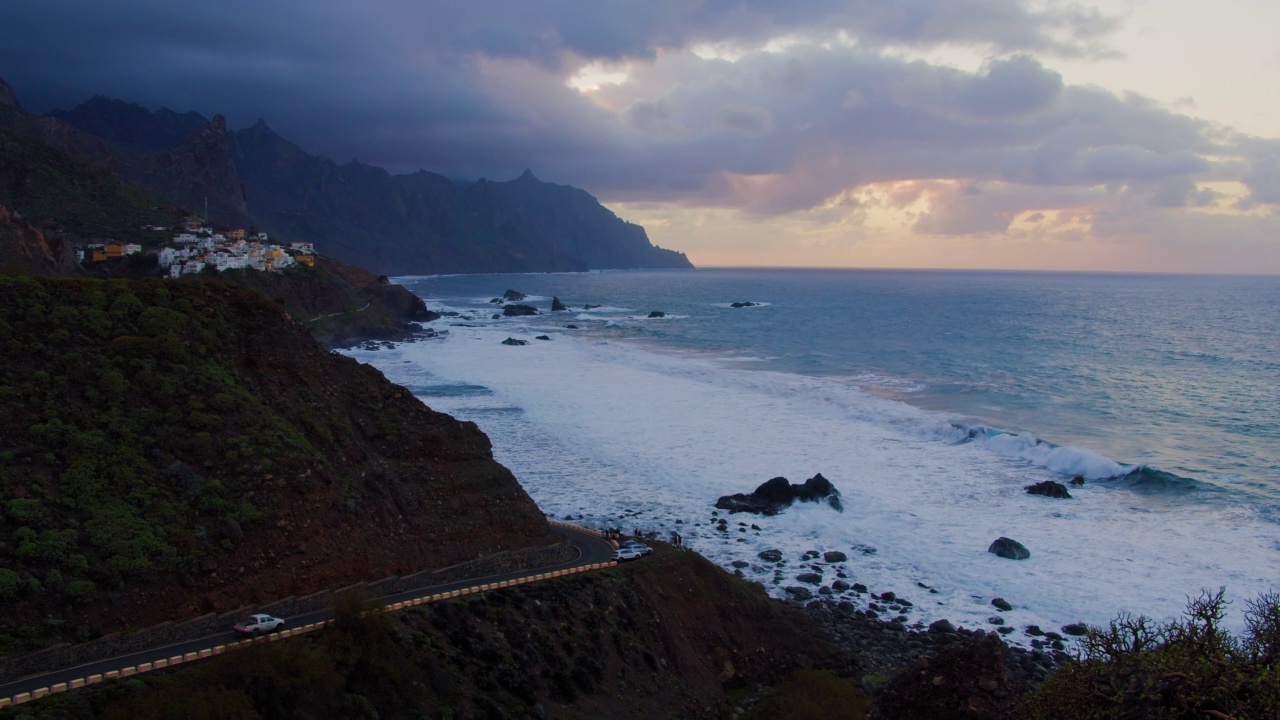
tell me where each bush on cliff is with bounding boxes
[1027,589,1280,719]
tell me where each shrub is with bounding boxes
[745,669,868,720]
[1028,589,1280,719]
[64,580,98,604]
[0,568,20,600]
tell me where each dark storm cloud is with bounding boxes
[0,0,1271,229]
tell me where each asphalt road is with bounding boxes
[0,525,615,703]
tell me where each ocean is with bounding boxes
[343,268,1280,640]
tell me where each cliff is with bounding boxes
[40,92,693,275]
[0,276,555,655]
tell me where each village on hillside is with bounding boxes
[77,216,315,277]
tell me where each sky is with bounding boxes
[1,0,1278,273]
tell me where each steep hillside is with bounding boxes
[0,124,183,247]
[491,170,692,270]
[0,550,860,720]
[0,276,554,655]
[219,255,440,348]
[48,96,208,154]
[229,120,592,275]
[41,92,694,274]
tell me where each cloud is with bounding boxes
[0,0,1276,272]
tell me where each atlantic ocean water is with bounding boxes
[344,268,1280,639]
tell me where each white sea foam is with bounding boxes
[347,323,1279,640]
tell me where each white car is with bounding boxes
[621,541,653,556]
[233,614,285,635]
[612,548,643,562]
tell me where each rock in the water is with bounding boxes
[1062,623,1089,636]
[784,586,813,600]
[714,473,843,515]
[988,537,1030,560]
[852,583,868,593]
[1025,480,1072,499]
[822,550,848,563]
[647,310,666,318]
[757,549,784,563]
[490,298,503,303]
[1070,475,1086,486]
[731,560,749,568]
[583,304,600,310]
[503,289,526,301]
[831,580,850,592]
[565,324,579,329]
[730,301,757,308]
[928,619,955,633]
[551,296,567,311]
[501,337,529,346]
[796,572,823,585]
[503,304,538,316]
[535,335,551,341]
[991,597,1013,611]
[988,616,1005,626]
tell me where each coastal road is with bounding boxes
[0,525,616,707]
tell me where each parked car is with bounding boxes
[612,548,643,562]
[621,541,653,556]
[233,614,285,635]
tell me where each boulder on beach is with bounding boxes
[503,289,526,301]
[503,304,538,317]
[784,586,813,601]
[988,537,1030,560]
[648,310,666,318]
[757,549,784,563]
[1025,480,1072,499]
[551,296,567,311]
[714,473,843,516]
[501,337,529,346]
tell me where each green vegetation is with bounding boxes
[1028,589,1280,719]
[0,275,335,653]
[0,125,183,247]
[743,668,868,719]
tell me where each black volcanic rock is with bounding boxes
[715,474,843,515]
[130,114,253,228]
[503,304,538,317]
[551,296,567,311]
[1025,480,1072,498]
[988,537,1030,560]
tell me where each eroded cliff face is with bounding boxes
[0,277,554,649]
[0,204,80,276]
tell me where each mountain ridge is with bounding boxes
[38,92,693,275]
